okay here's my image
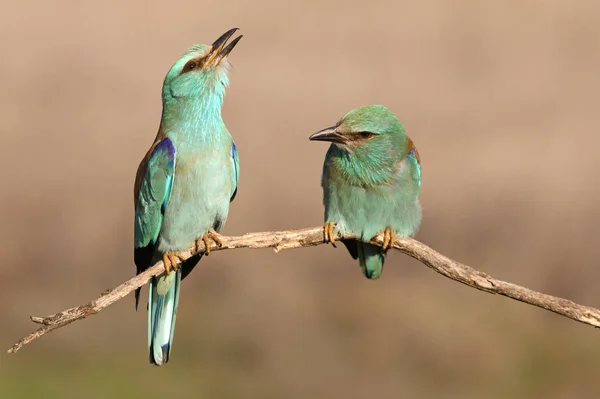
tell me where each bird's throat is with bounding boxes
[159,93,226,143]
[329,144,397,187]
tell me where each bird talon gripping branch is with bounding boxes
[197,230,223,255]
[381,227,395,251]
[162,251,186,275]
[323,222,337,247]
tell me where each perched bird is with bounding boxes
[309,105,421,279]
[133,28,242,365]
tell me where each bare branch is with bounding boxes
[8,226,600,354]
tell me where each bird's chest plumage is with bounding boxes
[322,156,421,240]
[158,144,232,252]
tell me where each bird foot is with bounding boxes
[162,251,186,275]
[195,230,223,256]
[380,228,395,251]
[323,222,337,248]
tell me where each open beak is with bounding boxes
[309,126,346,143]
[205,27,243,66]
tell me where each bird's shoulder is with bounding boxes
[396,136,421,189]
[395,136,420,172]
[134,132,171,206]
[402,137,420,164]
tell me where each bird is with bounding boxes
[133,28,242,366]
[309,105,421,279]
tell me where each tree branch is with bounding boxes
[8,226,600,354]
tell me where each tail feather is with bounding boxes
[148,268,181,366]
[357,242,385,279]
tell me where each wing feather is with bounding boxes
[133,138,176,308]
[229,141,240,202]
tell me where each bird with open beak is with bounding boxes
[133,28,242,365]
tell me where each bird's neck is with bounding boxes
[159,92,226,144]
[328,140,405,187]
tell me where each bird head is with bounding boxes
[162,28,243,101]
[309,105,407,153]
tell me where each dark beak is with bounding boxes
[309,126,346,143]
[206,28,243,65]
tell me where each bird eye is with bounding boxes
[181,61,197,74]
[358,132,374,139]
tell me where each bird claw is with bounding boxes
[323,222,337,248]
[162,251,186,275]
[196,230,223,256]
[381,227,395,251]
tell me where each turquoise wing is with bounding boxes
[230,141,240,201]
[134,138,176,307]
[406,148,421,193]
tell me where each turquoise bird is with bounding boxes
[309,105,421,279]
[133,28,242,365]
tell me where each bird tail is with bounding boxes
[357,242,385,279]
[148,268,181,366]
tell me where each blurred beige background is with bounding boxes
[2,0,600,398]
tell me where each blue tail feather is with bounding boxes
[357,242,385,279]
[148,268,181,366]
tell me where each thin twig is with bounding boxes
[8,226,600,354]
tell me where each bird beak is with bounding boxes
[309,126,346,143]
[205,28,243,66]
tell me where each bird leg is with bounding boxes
[162,252,186,275]
[381,228,396,251]
[195,230,223,256]
[323,222,337,248]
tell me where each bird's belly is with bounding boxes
[325,182,421,241]
[158,156,231,252]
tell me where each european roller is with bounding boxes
[133,28,242,365]
[309,105,421,279]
